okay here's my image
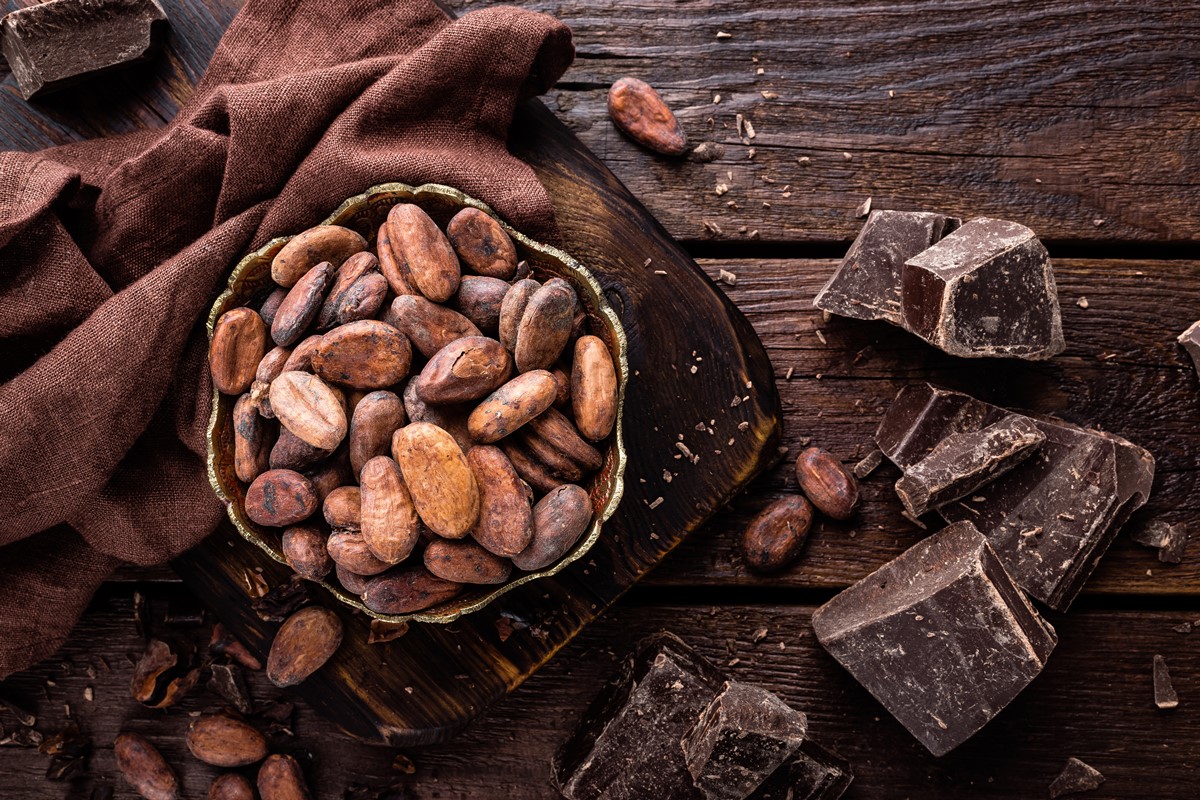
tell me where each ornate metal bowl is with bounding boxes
[206,182,627,624]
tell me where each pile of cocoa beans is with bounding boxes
[209,202,618,616]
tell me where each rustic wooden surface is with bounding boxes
[2,0,1199,797]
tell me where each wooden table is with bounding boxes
[2,0,1198,797]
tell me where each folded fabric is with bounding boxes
[0,0,574,678]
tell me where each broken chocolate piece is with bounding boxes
[814,211,960,325]
[1048,757,1105,798]
[902,218,1065,359]
[1153,655,1179,709]
[876,383,1155,610]
[208,662,253,715]
[894,414,1044,517]
[1133,521,1189,564]
[852,449,884,479]
[0,0,169,100]
[748,739,853,800]
[812,521,1057,756]
[1177,320,1200,380]
[682,681,807,800]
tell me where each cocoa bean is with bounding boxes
[282,526,333,580]
[272,262,333,347]
[607,76,688,156]
[317,251,378,328]
[348,390,406,478]
[326,531,392,575]
[467,370,557,443]
[392,422,480,539]
[270,427,331,472]
[114,732,178,800]
[794,447,859,520]
[550,365,571,408]
[281,334,323,373]
[302,447,352,503]
[210,773,256,800]
[257,753,312,800]
[385,203,461,302]
[271,224,366,288]
[266,605,343,688]
[740,495,814,573]
[499,439,561,494]
[375,222,417,296]
[524,406,604,472]
[211,307,268,395]
[514,278,577,372]
[318,269,387,330]
[498,278,540,352]
[446,207,518,279]
[233,393,271,483]
[362,566,463,614]
[245,469,318,527]
[259,287,288,326]
[269,371,347,450]
[360,456,420,564]
[512,484,593,571]
[311,319,411,389]
[335,564,370,596]
[322,485,361,531]
[424,538,512,584]
[256,345,292,383]
[571,334,618,441]
[451,275,509,333]
[520,428,586,482]
[186,712,268,767]
[415,336,512,404]
[401,379,474,453]
[468,445,534,557]
[384,295,480,358]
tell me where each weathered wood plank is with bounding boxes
[2,587,1197,798]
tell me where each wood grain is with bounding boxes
[2,586,1197,799]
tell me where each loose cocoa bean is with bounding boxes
[271,224,366,287]
[282,526,334,580]
[416,336,512,404]
[571,334,618,441]
[233,393,271,483]
[245,469,318,527]
[269,371,347,450]
[302,447,352,503]
[467,445,534,557]
[326,531,392,576]
[257,753,312,800]
[281,334,323,373]
[348,390,406,478]
[401,379,474,453]
[360,456,420,564]
[386,203,461,302]
[500,439,561,494]
[266,605,343,688]
[375,222,417,296]
[384,295,480,358]
[467,370,558,443]
[550,365,571,408]
[524,406,604,472]
[424,538,512,584]
[446,207,518,279]
[498,278,540,352]
[607,76,688,156]
[318,270,387,330]
[186,713,268,767]
[114,732,178,800]
[451,275,510,333]
[259,287,288,326]
[335,564,370,596]
[514,278,577,372]
[794,447,859,520]
[362,566,464,614]
[270,427,332,471]
[323,485,361,530]
[272,261,333,346]
[311,319,411,389]
[520,428,586,482]
[392,422,480,539]
[211,307,268,395]
[740,495,814,573]
[317,251,378,329]
[512,484,593,571]
[256,345,292,383]
[210,773,256,800]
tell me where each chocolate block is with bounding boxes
[902,218,1065,359]
[894,414,1044,517]
[1153,654,1179,709]
[812,521,1057,756]
[682,681,807,800]
[748,739,853,800]
[876,383,1155,610]
[1177,320,1200,380]
[0,0,168,100]
[552,633,724,800]
[814,211,960,325]
[1048,757,1105,798]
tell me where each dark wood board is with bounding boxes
[2,585,1198,799]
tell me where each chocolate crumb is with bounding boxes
[1049,757,1105,798]
[1153,655,1179,709]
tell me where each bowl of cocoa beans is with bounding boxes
[206,182,627,623]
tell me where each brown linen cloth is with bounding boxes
[0,0,573,678]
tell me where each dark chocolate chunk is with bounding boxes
[814,211,960,325]
[1177,320,1200,380]
[852,448,884,479]
[207,662,253,714]
[682,681,807,800]
[902,218,1065,359]
[747,739,853,800]
[812,521,1057,756]
[1048,757,1105,798]
[1133,521,1189,564]
[0,0,169,100]
[894,414,1044,517]
[876,383,1155,611]
[1153,654,1179,710]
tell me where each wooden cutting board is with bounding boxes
[171,98,783,746]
